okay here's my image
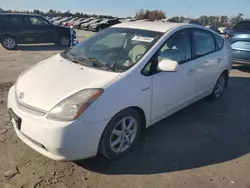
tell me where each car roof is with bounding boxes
[112,20,188,32]
[0,13,40,17]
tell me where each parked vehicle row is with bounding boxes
[45,16,134,31]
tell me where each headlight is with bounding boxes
[46,88,104,122]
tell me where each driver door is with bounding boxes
[150,29,196,123]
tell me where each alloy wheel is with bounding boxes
[110,117,138,153]
[214,76,226,98]
[60,37,70,47]
[3,38,16,49]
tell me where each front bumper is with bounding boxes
[7,86,110,161]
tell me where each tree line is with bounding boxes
[0,7,245,27]
[0,8,118,19]
[135,9,245,27]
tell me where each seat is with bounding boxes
[128,44,147,64]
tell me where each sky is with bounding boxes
[1,0,250,18]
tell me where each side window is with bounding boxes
[157,29,192,63]
[27,16,50,25]
[214,34,224,50]
[9,16,24,26]
[193,29,215,57]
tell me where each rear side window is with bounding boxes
[193,29,215,57]
[3,16,24,26]
[233,21,250,31]
[214,34,224,50]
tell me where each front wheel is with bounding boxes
[1,35,17,50]
[58,36,70,47]
[99,109,142,160]
[98,27,103,32]
[209,72,228,100]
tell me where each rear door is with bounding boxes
[191,28,220,96]
[0,15,25,43]
[23,16,55,43]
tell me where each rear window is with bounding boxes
[233,21,250,31]
[214,34,224,50]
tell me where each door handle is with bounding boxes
[187,69,195,76]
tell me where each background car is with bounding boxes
[183,18,202,25]
[226,20,250,64]
[62,17,79,26]
[0,13,75,50]
[218,27,230,35]
[80,18,102,30]
[54,17,72,25]
[89,19,121,32]
[206,25,221,34]
[67,17,85,28]
[74,18,94,29]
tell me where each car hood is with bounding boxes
[15,54,120,112]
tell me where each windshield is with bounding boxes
[61,27,163,72]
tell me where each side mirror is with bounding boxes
[158,59,179,72]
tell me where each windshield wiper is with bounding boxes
[87,57,116,72]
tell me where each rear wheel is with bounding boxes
[99,108,142,160]
[1,35,17,50]
[209,72,228,100]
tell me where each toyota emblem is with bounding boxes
[19,92,25,99]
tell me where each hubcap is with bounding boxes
[214,76,225,98]
[110,117,138,153]
[60,37,70,46]
[3,38,16,49]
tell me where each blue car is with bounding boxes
[226,20,250,64]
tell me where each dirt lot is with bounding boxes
[0,30,250,188]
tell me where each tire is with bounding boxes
[98,27,103,32]
[1,35,17,50]
[99,108,142,160]
[58,36,70,47]
[209,72,228,100]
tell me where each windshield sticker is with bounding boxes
[132,36,154,42]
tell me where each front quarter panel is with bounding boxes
[80,72,152,127]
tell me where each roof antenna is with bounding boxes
[184,6,192,19]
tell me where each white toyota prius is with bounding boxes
[8,21,233,161]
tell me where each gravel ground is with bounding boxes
[0,30,250,188]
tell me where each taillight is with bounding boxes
[224,34,232,39]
